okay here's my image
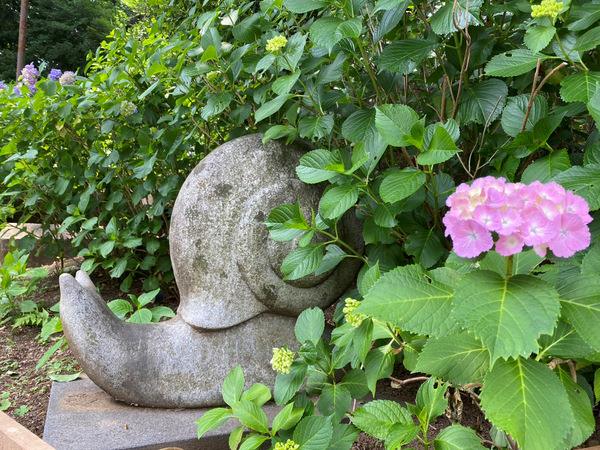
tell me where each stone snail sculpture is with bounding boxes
[59,134,363,408]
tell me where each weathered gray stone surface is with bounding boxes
[59,134,363,408]
[170,134,362,329]
[44,377,281,450]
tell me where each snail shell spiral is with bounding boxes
[170,134,363,330]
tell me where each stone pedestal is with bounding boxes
[43,377,278,450]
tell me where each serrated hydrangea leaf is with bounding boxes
[274,363,307,405]
[293,416,333,450]
[557,275,600,351]
[295,307,325,344]
[266,203,308,242]
[478,250,544,277]
[281,245,324,280]
[521,149,571,183]
[309,17,362,52]
[379,168,426,203]
[378,40,439,74]
[560,72,600,103]
[430,0,482,35]
[404,228,445,269]
[417,125,460,165]
[298,114,334,140]
[582,242,600,276]
[537,320,596,360]
[433,424,486,450]
[524,25,555,52]
[272,71,301,95]
[364,347,394,395]
[557,368,595,448]
[317,383,352,420]
[196,407,233,439]
[451,271,560,363]
[415,333,489,385]
[501,94,548,137]
[457,79,507,125]
[553,164,600,210]
[284,0,329,13]
[575,26,600,52]
[480,358,573,450]
[222,365,245,407]
[485,49,550,77]
[318,184,359,219]
[374,104,419,147]
[350,400,412,440]
[359,265,456,337]
[255,94,291,122]
[296,149,344,184]
[588,82,600,128]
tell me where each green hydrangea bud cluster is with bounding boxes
[266,35,287,53]
[120,100,138,117]
[205,71,220,82]
[270,347,295,374]
[343,298,367,327]
[531,0,563,20]
[274,439,300,450]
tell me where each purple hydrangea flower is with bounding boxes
[59,71,76,86]
[49,68,62,81]
[13,85,22,96]
[21,63,39,87]
[0,81,6,91]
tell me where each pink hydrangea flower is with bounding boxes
[443,177,592,258]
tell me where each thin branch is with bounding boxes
[390,376,429,388]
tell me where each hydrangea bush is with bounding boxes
[193,0,600,448]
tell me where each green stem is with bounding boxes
[506,255,514,279]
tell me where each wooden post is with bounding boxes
[16,0,29,79]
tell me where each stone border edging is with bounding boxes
[0,411,55,450]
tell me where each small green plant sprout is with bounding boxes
[0,249,48,324]
[107,289,174,323]
[0,392,10,411]
[13,405,29,417]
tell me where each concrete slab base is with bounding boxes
[43,377,277,450]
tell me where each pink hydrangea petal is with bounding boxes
[495,234,524,257]
[450,220,494,258]
[533,244,548,258]
[548,214,591,258]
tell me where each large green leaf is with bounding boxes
[557,368,595,448]
[293,416,333,450]
[588,83,600,128]
[222,366,245,407]
[415,333,489,385]
[480,358,573,450]
[364,347,395,395]
[379,168,426,203]
[281,245,324,280]
[255,95,291,122]
[341,108,387,172]
[378,40,439,74]
[319,184,359,219]
[575,26,600,52]
[524,25,555,53]
[296,149,344,184]
[294,307,325,345]
[374,104,419,147]
[434,424,486,450]
[231,399,269,433]
[404,228,445,269]
[274,363,307,405]
[298,115,334,140]
[558,275,600,351]
[430,0,482,35]
[521,149,571,183]
[553,164,600,210]
[350,400,412,440]
[317,384,352,420]
[196,407,233,439]
[501,95,548,137]
[417,125,460,165]
[309,17,362,52]
[537,320,596,360]
[485,49,550,77]
[457,79,508,125]
[359,265,456,337]
[560,71,600,103]
[452,271,560,363]
[285,0,329,13]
